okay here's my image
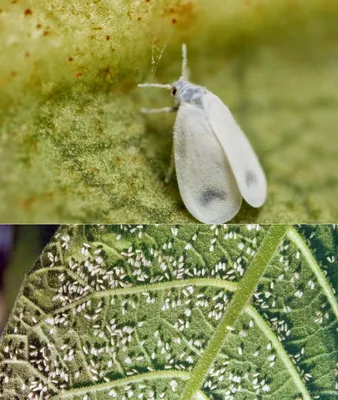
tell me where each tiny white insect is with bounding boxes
[138,44,267,223]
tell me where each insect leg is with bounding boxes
[138,83,172,90]
[141,107,178,114]
[165,143,175,183]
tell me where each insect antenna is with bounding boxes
[181,43,190,81]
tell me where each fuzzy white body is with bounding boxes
[174,97,242,224]
[173,81,266,223]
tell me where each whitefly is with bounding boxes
[138,44,267,224]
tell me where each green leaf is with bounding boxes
[1,1,338,222]
[1,224,337,399]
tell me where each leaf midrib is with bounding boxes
[181,225,289,400]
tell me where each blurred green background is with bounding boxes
[1,0,338,223]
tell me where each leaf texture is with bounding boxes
[0,225,337,399]
[1,1,338,222]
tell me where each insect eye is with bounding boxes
[172,88,177,96]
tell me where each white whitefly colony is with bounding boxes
[0,225,337,399]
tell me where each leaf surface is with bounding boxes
[1,1,338,222]
[0,225,337,399]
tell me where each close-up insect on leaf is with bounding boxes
[1,0,338,222]
[0,225,337,399]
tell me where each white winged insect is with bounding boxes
[138,44,267,223]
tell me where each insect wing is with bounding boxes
[203,92,267,208]
[174,102,242,223]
